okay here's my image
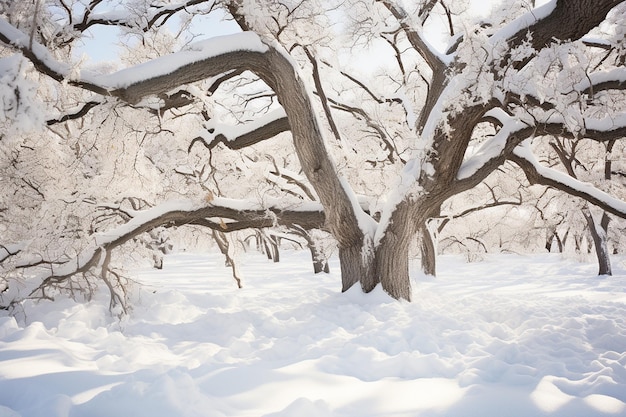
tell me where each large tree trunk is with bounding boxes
[376,238,411,301]
[339,235,412,301]
[339,244,375,292]
[374,202,418,301]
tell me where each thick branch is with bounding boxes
[26,198,325,294]
[188,111,290,152]
[510,142,626,219]
[503,0,625,68]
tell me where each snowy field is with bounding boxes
[1,250,626,417]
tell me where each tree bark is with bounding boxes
[583,208,612,276]
[419,223,437,277]
[376,238,411,301]
[375,202,418,301]
[339,244,374,292]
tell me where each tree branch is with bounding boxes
[502,0,625,69]
[377,0,447,73]
[510,141,626,219]
[188,110,290,152]
[46,100,102,125]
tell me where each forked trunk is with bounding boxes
[339,238,411,301]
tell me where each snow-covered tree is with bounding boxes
[2,0,626,306]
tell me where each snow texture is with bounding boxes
[2,250,626,417]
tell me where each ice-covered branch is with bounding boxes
[511,141,626,219]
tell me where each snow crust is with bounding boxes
[2,250,626,417]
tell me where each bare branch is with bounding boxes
[47,101,102,125]
[303,47,342,144]
[377,0,447,73]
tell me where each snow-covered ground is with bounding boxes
[1,251,626,417]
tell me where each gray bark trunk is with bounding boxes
[377,238,411,301]
[583,209,612,276]
[419,224,437,277]
[339,244,374,292]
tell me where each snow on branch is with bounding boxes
[511,141,626,219]
[0,18,269,105]
[188,108,289,152]
[97,32,268,92]
[575,68,626,95]
[25,197,324,299]
[492,0,557,44]
[457,109,533,181]
[0,18,108,95]
[495,0,622,69]
[456,103,626,188]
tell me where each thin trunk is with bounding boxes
[419,223,437,277]
[583,208,612,276]
[270,235,280,263]
[420,205,441,277]
[312,252,330,274]
[212,230,243,287]
[298,230,330,274]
